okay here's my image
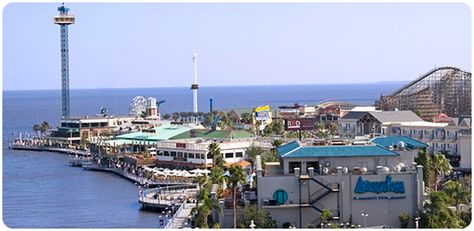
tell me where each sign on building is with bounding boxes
[255,105,271,121]
[284,118,315,130]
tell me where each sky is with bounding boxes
[2,2,472,90]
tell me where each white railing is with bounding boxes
[164,202,186,229]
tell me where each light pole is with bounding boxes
[249,220,256,229]
[361,212,368,228]
[415,217,420,229]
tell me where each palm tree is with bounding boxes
[245,144,264,172]
[227,165,246,228]
[442,180,471,213]
[240,112,252,124]
[40,121,50,136]
[208,142,225,186]
[431,153,452,191]
[208,142,221,167]
[162,113,171,120]
[192,187,221,228]
[193,175,208,209]
[271,139,283,148]
[320,208,333,226]
[415,149,432,186]
[32,124,42,137]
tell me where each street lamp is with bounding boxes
[249,220,256,229]
[361,212,369,228]
[415,217,420,229]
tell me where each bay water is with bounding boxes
[2,84,402,228]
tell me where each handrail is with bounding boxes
[164,202,186,229]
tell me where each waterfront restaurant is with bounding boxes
[256,140,425,228]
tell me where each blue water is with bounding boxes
[2,84,402,228]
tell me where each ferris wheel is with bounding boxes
[129,96,147,116]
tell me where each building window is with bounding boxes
[177,152,183,158]
[288,162,301,173]
[164,151,169,156]
[207,153,212,159]
[171,151,176,157]
[235,152,243,158]
[306,161,319,174]
[189,153,195,159]
[225,153,234,158]
[158,151,163,156]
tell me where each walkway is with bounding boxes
[170,203,195,229]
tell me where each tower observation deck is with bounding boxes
[54,4,75,118]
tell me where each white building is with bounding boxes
[155,138,257,168]
[256,140,425,228]
[339,112,471,172]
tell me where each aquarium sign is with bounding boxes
[354,175,405,194]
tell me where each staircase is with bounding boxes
[308,173,340,221]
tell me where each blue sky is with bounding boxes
[2,2,471,90]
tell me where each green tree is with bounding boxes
[32,124,42,137]
[208,142,221,168]
[193,175,208,210]
[192,187,221,228]
[238,204,277,228]
[240,112,252,124]
[421,191,463,228]
[171,112,179,121]
[414,149,431,187]
[399,213,410,228]
[271,119,285,135]
[263,123,272,136]
[271,139,283,148]
[208,142,225,186]
[245,144,264,172]
[320,208,333,225]
[204,114,213,127]
[442,180,471,213]
[227,165,247,228]
[431,153,452,191]
[162,113,171,120]
[40,121,50,137]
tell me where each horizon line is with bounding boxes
[3,81,408,92]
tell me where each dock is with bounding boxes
[83,163,196,188]
[9,144,90,156]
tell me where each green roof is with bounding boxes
[116,124,191,141]
[277,141,399,158]
[371,136,428,150]
[170,129,255,140]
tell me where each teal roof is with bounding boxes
[170,129,255,140]
[116,124,191,141]
[277,141,399,158]
[371,136,428,150]
[276,141,301,157]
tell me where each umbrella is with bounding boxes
[190,169,210,174]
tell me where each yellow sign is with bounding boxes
[255,105,270,112]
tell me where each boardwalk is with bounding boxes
[9,144,90,156]
[170,203,195,229]
[165,202,195,229]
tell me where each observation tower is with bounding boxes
[54,4,75,118]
